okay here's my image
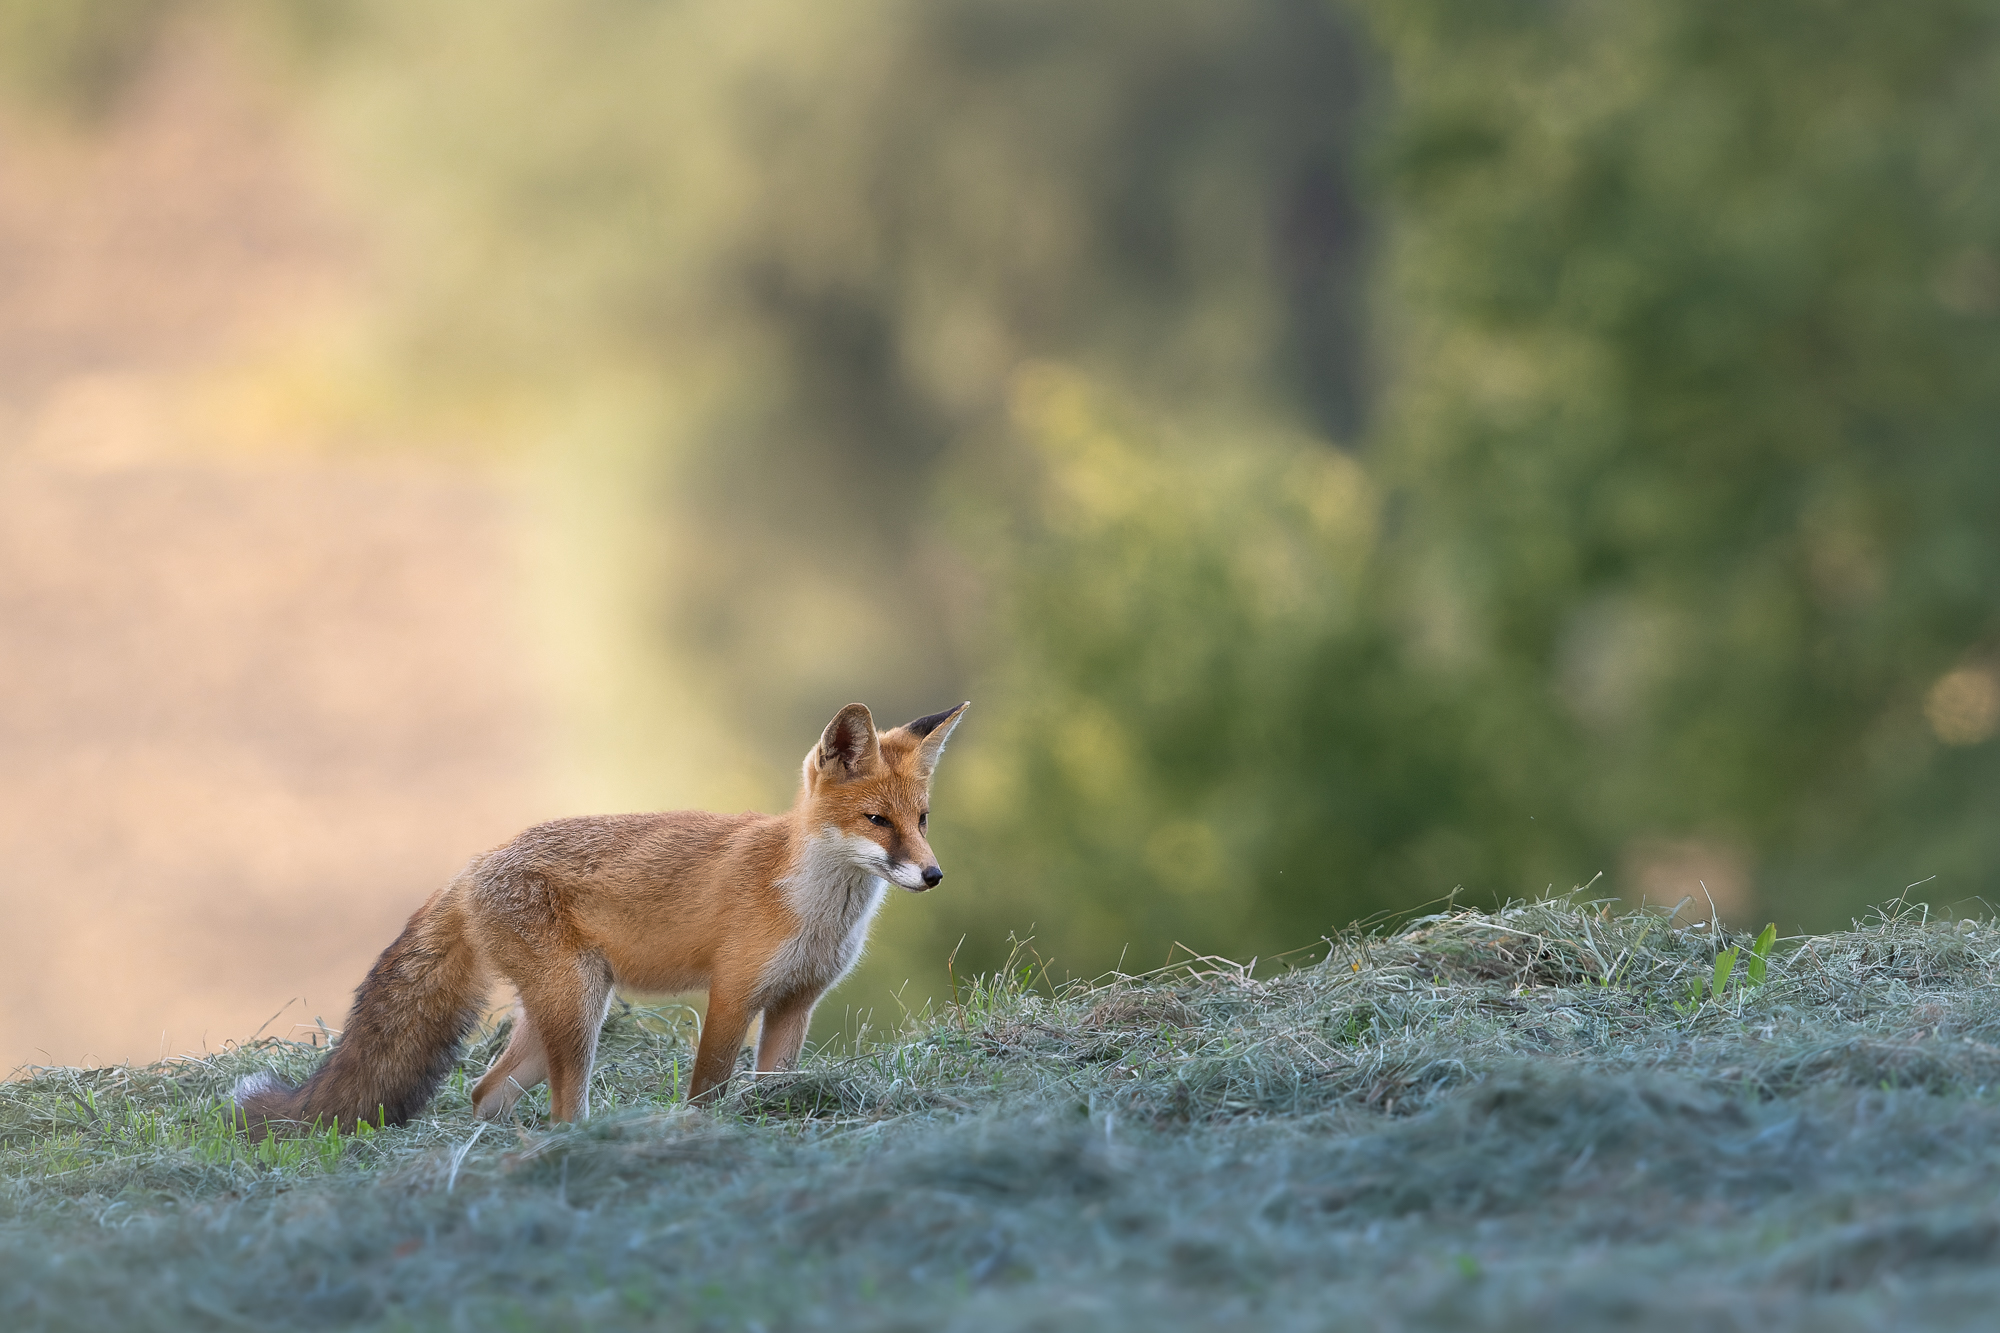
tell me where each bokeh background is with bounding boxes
[3,0,1997,1072]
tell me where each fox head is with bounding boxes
[802,701,968,891]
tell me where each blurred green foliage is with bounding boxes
[279,0,1370,797]
[11,0,2000,995]
[1356,0,2000,927]
[906,0,2000,979]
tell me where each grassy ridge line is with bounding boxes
[5,898,2000,1330]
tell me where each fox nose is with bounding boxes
[922,865,943,888]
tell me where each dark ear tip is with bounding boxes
[903,701,969,738]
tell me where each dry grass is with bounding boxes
[9,896,2000,1330]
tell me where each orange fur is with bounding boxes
[234,702,967,1136]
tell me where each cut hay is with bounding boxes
[7,897,2000,1330]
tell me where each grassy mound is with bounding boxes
[8,898,2000,1330]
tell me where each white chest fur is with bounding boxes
[756,831,890,1006]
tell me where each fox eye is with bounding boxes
[866,813,891,828]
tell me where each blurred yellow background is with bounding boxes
[0,18,557,1067]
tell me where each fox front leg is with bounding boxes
[754,993,817,1074]
[689,990,754,1104]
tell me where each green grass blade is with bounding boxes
[1710,947,1737,996]
[1746,923,1778,985]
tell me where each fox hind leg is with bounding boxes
[523,956,616,1124]
[471,1001,548,1121]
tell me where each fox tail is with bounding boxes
[233,884,485,1138]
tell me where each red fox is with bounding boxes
[234,701,966,1136]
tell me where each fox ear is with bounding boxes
[816,703,881,781]
[906,701,968,778]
